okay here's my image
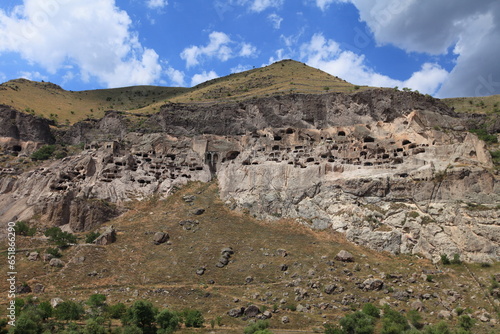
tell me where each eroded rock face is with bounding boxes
[0,91,498,262]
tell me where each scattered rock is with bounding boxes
[324,284,337,294]
[228,307,245,318]
[244,305,261,318]
[51,298,64,308]
[277,249,288,257]
[245,276,254,283]
[196,267,206,276]
[49,258,64,267]
[42,253,53,262]
[216,247,234,268]
[193,208,205,215]
[438,310,452,320]
[179,220,199,231]
[280,264,289,271]
[411,300,425,312]
[153,232,169,245]
[33,283,45,293]
[182,195,195,203]
[16,284,31,294]
[335,250,354,262]
[281,316,290,324]
[28,252,39,261]
[362,278,384,291]
[257,310,272,320]
[94,226,116,245]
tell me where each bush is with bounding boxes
[156,309,180,334]
[122,300,157,333]
[31,145,56,160]
[84,317,106,334]
[15,221,36,236]
[381,305,410,334]
[44,227,77,248]
[407,310,423,329]
[362,303,380,318]
[46,247,62,258]
[469,128,498,144]
[458,315,475,331]
[181,309,204,328]
[339,311,375,334]
[54,301,84,321]
[244,320,272,334]
[108,303,127,319]
[423,321,451,334]
[441,254,451,265]
[451,253,462,265]
[86,231,101,244]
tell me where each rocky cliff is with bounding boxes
[0,90,498,262]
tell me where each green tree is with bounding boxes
[37,301,53,320]
[339,311,375,334]
[362,303,380,318]
[54,301,85,321]
[181,309,204,328]
[87,294,107,317]
[31,145,56,160]
[14,221,36,236]
[381,305,410,334]
[0,319,8,334]
[44,227,77,248]
[83,317,106,334]
[156,309,180,334]
[458,315,474,332]
[122,326,143,334]
[423,321,451,334]
[85,231,101,244]
[9,310,42,334]
[122,300,157,333]
[108,303,127,319]
[407,310,423,329]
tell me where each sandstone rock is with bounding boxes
[335,250,354,262]
[153,232,169,245]
[411,300,425,312]
[438,310,452,319]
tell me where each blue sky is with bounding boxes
[1,0,499,98]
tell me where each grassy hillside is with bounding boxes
[0,60,369,124]
[1,181,498,333]
[443,95,500,114]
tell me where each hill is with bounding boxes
[0,60,368,124]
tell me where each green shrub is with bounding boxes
[54,301,84,321]
[122,300,157,332]
[244,320,272,334]
[31,145,56,160]
[156,309,179,334]
[181,309,204,328]
[46,247,62,258]
[458,315,475,331]
[108,303,127,319]
[451,253,462,265]
[407,310,423,329]
[86,231,101,244]
[339,311,375,334]
[441,254,451,265]
[44,227,77,248]
[361,303,380,318]
[15,221,36,236]
[381,305,410,334]
[469,128,498,144]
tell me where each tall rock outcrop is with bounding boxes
[0,90,498,262]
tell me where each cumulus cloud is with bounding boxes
[268,13,283,29]
[146,0,168,9]
[341,0,500,97]
[0,0,162,88]
[300,33,448,95]
[165,66,185,87]
[19,70,48,82]
[231,64,253,73]
[249,0,284,12]
[180,31,257,68]
[191,70,218,87]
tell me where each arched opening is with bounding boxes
[338,131,346,136]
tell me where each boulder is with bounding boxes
[438,310,452,319]
[228,307,245,318]
[51,298,64,308]
[281,316,290,324]
[324,284,337,294]
[245,276,254,283]
[16,284,31,294]
[279,264,289,271]
[335,250,354,262]
[153,232,169,245]
[196,267,206,276]
[362,278,384,291]
[94,226,116,245]
[28,252,39,261]
[244,305,261,318]
[49,258,64,267]
[193,208,205,215]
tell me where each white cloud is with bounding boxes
[0,0,163,88]
[180,31,257,68]
[0,72,7,83]
[19,70,48,82]
[267,13,283,29]
[300,33,448,95]
[191,70,218,87]
[239,43,257,57]
[165,66,185,86]
[231,64,253,73]
[343,0,500,97]
[146,0,168,9]
[249,0,284,12]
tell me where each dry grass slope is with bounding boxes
[1,181,498,333]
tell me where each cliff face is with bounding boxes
[0,90,498,262]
